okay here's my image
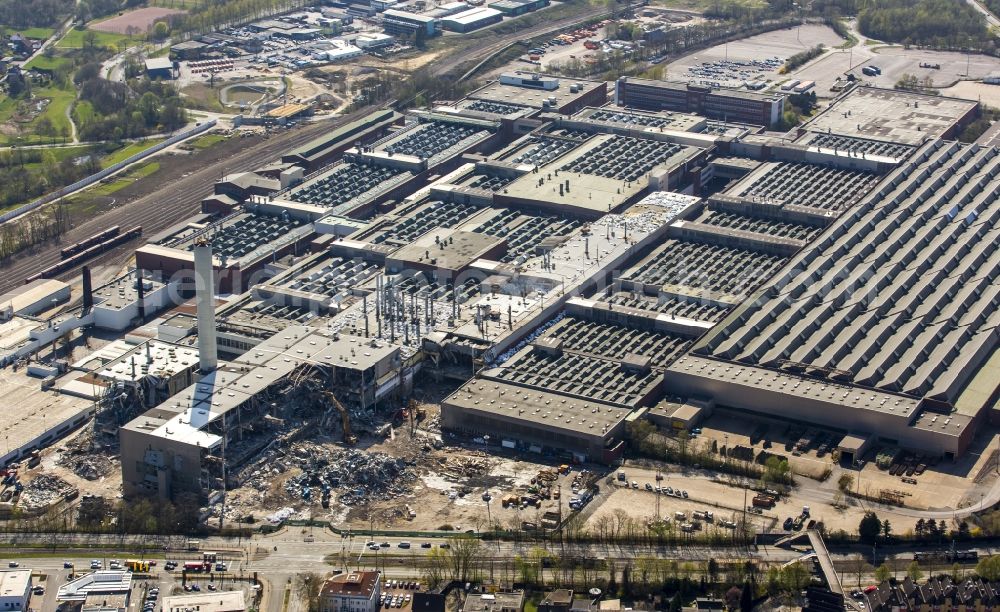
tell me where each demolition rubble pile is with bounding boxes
[18,474,78,514]
[57,429,116,481]
[437,455,491,481]
[57,453,114,481]
[281,445,416,506]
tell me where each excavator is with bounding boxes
[319,390,358,445]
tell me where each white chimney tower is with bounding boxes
[193,238,218,372]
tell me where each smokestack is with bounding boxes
[81,266,93,311]
[193,239,218,372]
[135,270,146,321]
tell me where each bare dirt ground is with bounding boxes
[694,409,995,513]
[357,50,447,73]
[220,381,587,532]
[91,7,188,33]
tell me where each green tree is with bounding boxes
[874,563,892,583]
[152,20,169,41]
[780,561,810,591]
[668,593,681,612]
[138,91,159,126]
[859,511,881,545]
[907,561,924,582]
[976,555,1000,581]
[881,519,892,541]
[82,29,97,51]
[707,558,719,593]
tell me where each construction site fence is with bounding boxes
[0,120,218,226]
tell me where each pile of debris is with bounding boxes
[57,454,114,481]
[439,456,491,480]
[18,474,78,514]
[282,445,416,506]
[56,428,117,481]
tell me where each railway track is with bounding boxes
[0,106,380,293]
[0,4,619,293]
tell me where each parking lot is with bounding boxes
[585,465,775,533]
[845,47,1000,90]
[665,24,846,90]
[0,553,258,612]
[380,578,422,610]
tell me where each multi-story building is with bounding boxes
[615,77,785,127]
[320,571,382,612]
[381,9,437,37]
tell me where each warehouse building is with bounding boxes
[489,0,549,15]
[615,77,785,127]
[441,379,634,463]
[667,139,1000,460]
[440,7,503,32]
[494,132,707,218]
[381,9,438,37]
[145,57,175,80]
[136,208,317,294]
[803,86,979,145]
[0,279,70,319]
[281,108,400,171]
[466,72,607,115]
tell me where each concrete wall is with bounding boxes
[120,425,212,500]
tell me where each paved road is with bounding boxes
[967,0,1000,29]
[7,528,1000,610]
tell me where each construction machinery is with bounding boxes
[320,390,357,445]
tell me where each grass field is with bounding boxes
[0,94,17,125]
[57,28,136,50]
[72,99,95,128]
[5,26,56,39]
[24,54,73,72]
[90,161,161,196]
[187,132,227,149]
[180,82,226,112]
[100,138,166,167]
[18,145,96,173]
[0,85,76,145]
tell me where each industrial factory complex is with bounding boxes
[0,73,997,509]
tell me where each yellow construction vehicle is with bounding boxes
[320,390,357,445]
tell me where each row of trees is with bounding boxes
[0,152,98,212]
[782,44,825,73]
[626,420,794,487]
[74,71,188,142]
[412,535,784,609]
[0,0,72,28]
[159,0,308,36]
[0,202,71,262]
[856,0,990,49]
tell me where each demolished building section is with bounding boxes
[4,73,992,510]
